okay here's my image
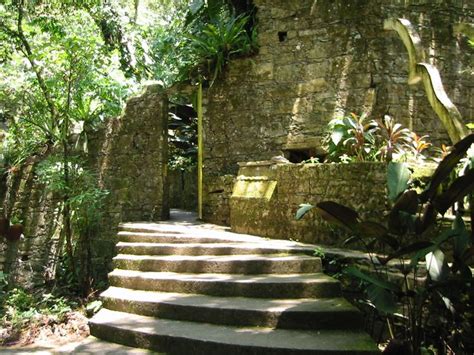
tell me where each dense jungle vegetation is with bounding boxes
[0,0,255,345]
[0,1,472,353]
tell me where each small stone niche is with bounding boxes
[284,148,320,163]
[278,31,288,42]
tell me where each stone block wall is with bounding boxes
[230,162,387,246]
[203,0,473,223]
[0,165,62,288]
[203,175,235,225]
[86,84,169,276]
[0,84,169,287]
[89,84,169,223]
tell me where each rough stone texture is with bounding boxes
[203,0,474,223]
[0,85,169,287]
[169,168,197,211]
[0,165,62,288]
[202,175,235,225]
[230,162,387,246]
[85,84,169,280]
[90,218,378,354]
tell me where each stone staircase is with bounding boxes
[89,219,379,354]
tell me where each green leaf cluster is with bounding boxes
[324,113,429,163]
[296,134,474,353]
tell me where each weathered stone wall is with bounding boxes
[0,84,169,287]
[203,175,235,225]
[169,168,197,211]
[0,165,62,288]
[86,84,169,276]
[230,162,387,245]
[203,0,473,223]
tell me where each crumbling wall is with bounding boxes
[0,84,169,288]
[203,0,474,224]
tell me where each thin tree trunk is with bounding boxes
[134,0,140,23]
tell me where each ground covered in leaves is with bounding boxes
[0,311,89,349]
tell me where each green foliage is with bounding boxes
[0,2,132,166]
[387,162,411,202]
[36,154,108,290]
[0,272,7,300]
[323,113,430,163]
[187,13,257,84]
[1,287,77,337]
[324,113,379,162]
[296,133,474,354]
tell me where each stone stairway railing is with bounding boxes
[384,18,469,143]
[89,221,379,354]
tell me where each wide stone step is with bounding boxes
[116,242,314,256]
[113,254,322,274]
[101,287,363,330]
[118,231,245,244]
[90,309,379,354]
[108,270,341,299]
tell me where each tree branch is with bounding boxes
[15,0,57,125]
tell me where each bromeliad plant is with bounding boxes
[324,113,380,162]
[323,113,432,163]
[377,115,413,162]
[187,12,257,84]
[296,133,474,354]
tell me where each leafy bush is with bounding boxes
[187,13,257,84]
[324,113,379,162]
[297,134,474,354]
[323,113,431,163]
[0,287,77,341]
[36,155,108,293]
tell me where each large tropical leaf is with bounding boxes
[295,204,314,220]
[451,214,471,259]
[383,241,434,265]
[426,249,448,282]
[314,201,359,230]
[387,162,411,202]
[344,266,400,292]
[434,168,474,215]
[356,221,399,249]
[366,284,398,314]
[392,190,418,214]
[421,133,474,202]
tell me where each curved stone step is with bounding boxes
[108,270,341,299]
[101,287,363,330]
[118,231,245,244]
[116,242,314,256]
[113,254,322,274]
[89,309,379,354]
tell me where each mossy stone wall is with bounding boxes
[0,85,169,288]
[203,0,473,224]
[230,162,387,246]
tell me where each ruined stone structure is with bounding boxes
[2,1,473,287]
[202,0,474,227]
[0,85,169,286]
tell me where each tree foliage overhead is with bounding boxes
[0,0,258,290]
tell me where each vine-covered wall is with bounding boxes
[202,0,473,224]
